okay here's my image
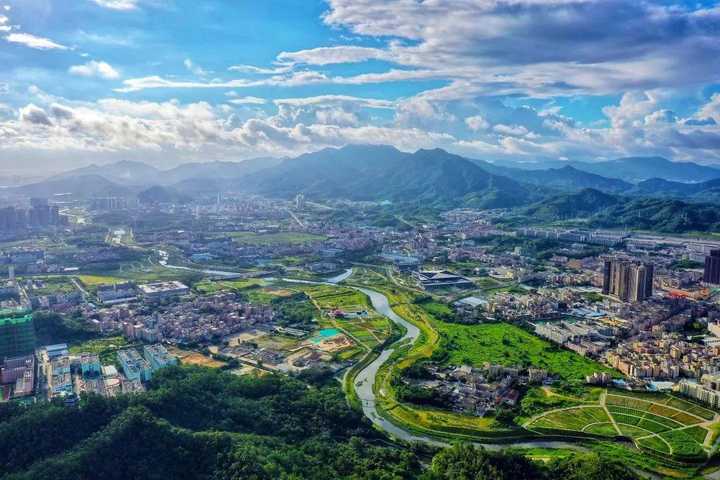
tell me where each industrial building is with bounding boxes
[138,281,190,300]
[413,270,474,290]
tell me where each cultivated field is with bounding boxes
[525,389,718,460]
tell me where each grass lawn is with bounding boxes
[433,320,615,382]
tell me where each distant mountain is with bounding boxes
[243,145,540,208]
[13,175,132,199]
[52,160,162,186]
[162,157,283,185]
[49,157,283,188]
[567,157,720,183]
[138,185,192,205]
[632,177,720,202]
[592,197,720,233]
[523,188,621,220]
[485,156,720,184]
[514,187,720,233]
[475,162,632,193]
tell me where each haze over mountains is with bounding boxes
[12,145,720,210]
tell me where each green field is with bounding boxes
[530,406,611,433]
[299,283,391,351]
[226,231,327,245]
[23,276,78,296]
[432,321,615,382]
[195,278,267,294]
[68,336,135,365]
[77,274,125,287]
[526,390,717,460]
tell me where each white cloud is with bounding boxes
[5,32,67,50]
[273,95,394,109]
[465,115,490,131]
[228,96,267,105]
[277,46,389,66]
[69,61,120,79]
[92,0,138,11]
[492,124,530,137]
[184,58,208,77]
[228,64,293,75]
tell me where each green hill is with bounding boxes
[523,188,620,220]
[0,366,641,480]
[514,188,720,233]
[244,145,540,208]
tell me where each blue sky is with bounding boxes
[0,0,719,172]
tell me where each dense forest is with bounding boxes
[0,366,639,480]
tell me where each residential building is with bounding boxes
[143,344,177,371]
[704,250,720,285]
[118,349,153,382]
[0,308,35,359]
[603,259,654,302]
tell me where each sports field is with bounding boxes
[525,389,718,459]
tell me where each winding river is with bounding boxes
[282,269,585,451]
[157,264,617,452]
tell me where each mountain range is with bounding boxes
[511,188,720,233]
[242,145,539,208]
[11,145,720,212]
[492,156,720,183]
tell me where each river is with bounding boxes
[155,264,662,476]
[279,269,586,451]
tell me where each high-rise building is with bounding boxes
[295,193,305,210]
[602,259,654,302]
[0,308,36,359]
[704,250,720,285]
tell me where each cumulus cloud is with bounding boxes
[316,0,720,96]
[493,124,530,137]
[465,115,490,131]
[5,32,67,50]
[2,89,720,165]
[69,61,120,79]
[19,104,52,126]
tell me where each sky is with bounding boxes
[0,0,719,172]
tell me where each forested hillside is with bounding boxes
[0,366,638,480]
